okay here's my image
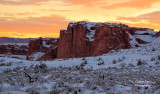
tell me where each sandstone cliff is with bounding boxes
[26,38,58,61]
[57,21,155,58]
[26,21,158,60]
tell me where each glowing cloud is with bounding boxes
[0,0,160,38]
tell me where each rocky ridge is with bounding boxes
[0,21,159,61]
[26,21,160,60]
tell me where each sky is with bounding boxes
[0,0,160,38]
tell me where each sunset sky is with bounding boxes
[0,0,160,38]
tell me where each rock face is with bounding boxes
[0,44,28,55]
[157,31,160,36]
[26,21,158,60]
[26,38,58,61]
[57,21,156,59]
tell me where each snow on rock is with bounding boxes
[134,29,155,35]
[127,32,139,47]
[26,38,58,61]
[58,21,131,59]
[29,52,45,61]
[85,22,97,41]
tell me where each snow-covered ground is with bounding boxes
[0,43,28,46]
[0,42,160,94]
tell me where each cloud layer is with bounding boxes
[0,0,160,38]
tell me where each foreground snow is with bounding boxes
[0,43,160,94]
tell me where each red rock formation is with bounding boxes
[27,37,43,57]
[157,31,160,36]
[0,45,8,54]
[57,22,131,58]
[26,21,156,60]
[37,46,58,61]
[26,38,58,60]
[136,38,148,44]
[0,44,28,55]
[57,21,155,59]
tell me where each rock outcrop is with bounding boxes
[26,38,58,61]
[0,44,28,55]
[157,31,160,36]
[26,21,158,60]
[57,21,155,59]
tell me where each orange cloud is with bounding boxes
[117,11,160,30]
[64,0,102,6]
[0,15,68,38]
[101,0,160,9]
[0,0,50,5]
[0,0,160,38]
[117,11,160,23]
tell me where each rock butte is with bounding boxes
[0,21,159,61]
[26,21,159,60]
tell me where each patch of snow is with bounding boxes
[134,35,154,43]
[127,32,139,47]
[61,29,67,33]
[85,22,97,41]
[43,41,51,48]
[0,43,28,46]
[135,30,155,35]
[30,52,45,61]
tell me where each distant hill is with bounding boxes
[0,37,34,43]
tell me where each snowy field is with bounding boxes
[0,43,28,46]
[0,43,160,94]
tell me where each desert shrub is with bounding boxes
[26,88,39,94]
[98,61,104,66]
[83,60,88,64]
[0,63,6,66]
[137,59,142,65]
[48,89,60,94]
[11,56,21,59]
[82,57,86,60]
[151,57,155,61]
[97,58,104,66]
[39,63,47,69]
[97,57,102,61]
[122,56,126,59]
[84,81,92,89]
[80,60,88,67]
[18,61,23,64]
[155,61,159,65]
[3,69,12,74]
[120,63,126,68]
[137,59,147,65]
[34,63,48,73]
[6,62,12,66]
[128,63,134,67]
[73,90,78,94]
[118,58,122,62]
[152,48,155,51]
[112,60,117,64]
[0,59,5,62]
[157,55,160,60]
